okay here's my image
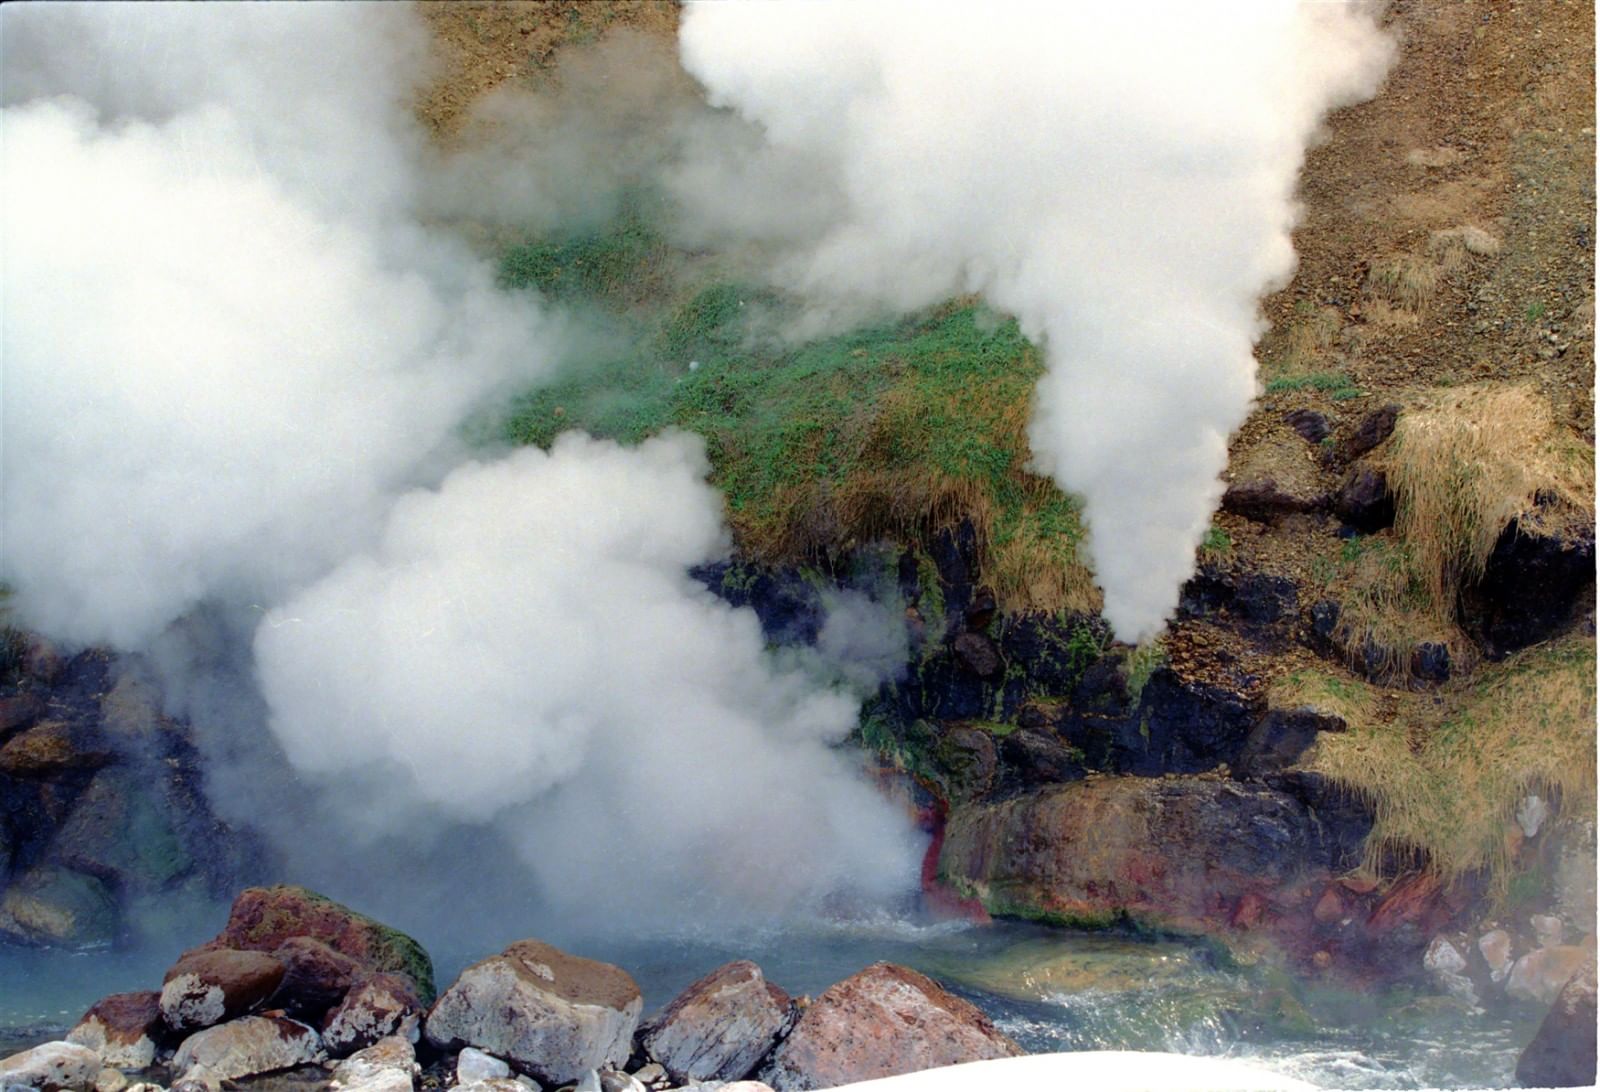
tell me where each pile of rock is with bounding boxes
[3,886,1020,1092]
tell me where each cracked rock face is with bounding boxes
[639,960,792,1084]
[423,939,642,1087]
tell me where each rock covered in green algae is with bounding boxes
[198,886,434,1003]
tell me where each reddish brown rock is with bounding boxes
[1313,888,1344,924]
[760,963,1019,1090]
[198,886,434,1001]
[271,937,362,1020]
[161,949,286,1033]
[0,721,112,777]
[66,991,165,1069]
[423,939,642,1086]
[640,961,792,1084]
[322,973,422,1058]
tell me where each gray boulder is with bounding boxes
[0,1042,103,1091]
[424,940,642,1087]
[170,1015,323,1082]
[640,961,791,1084]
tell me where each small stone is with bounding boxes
[92,1069,128,1092]
[1313,888,1344,924]
[330,1036,414,1092]
[629,1063,666,1089]
[0,1041,102,1091]
[1517,795,1550,838]
[457,1048,511,1084]
[638,960,791,1085]
[1479,929,1513,983]
[1424,935,1468,975]
[1532,915,1566,949]
[1311,950,1333,971]
[1284,409,1330,443]
[1337,403,1401,463]
[1334,465,1394,532]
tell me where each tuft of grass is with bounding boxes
[1264,371,1362,399]
[1308,635,1597,893]
[1376,383,1594,616]
[1268,669,1378,725]
[1365,253,1441,312]
[1525,301,1547,323]
[1427,225,1502,273]
[1199,525,1233,559]
[498,205,672,307]
[504,290,1099,613]
[1123,640,1166,704]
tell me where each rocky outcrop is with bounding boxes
[1334,403,1400,464]
[1459,511,1595,659]
[760,963,1019,1090]
[0,865,118,948]
[639,960,792,1084]
[423,939,642,1086]
[198,886,434,1002]
[1222,435,1331,522]
[1333,465,1394,532]
[171,1015,323,1083]
[938,776,1339,934]
[65,992,164,1070]
[160,948,287,1032]
[1517,961,1597,1089]
[323,972,423,1057]
[0,1041,102,1091]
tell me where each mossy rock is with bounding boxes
[50,767,192,892]
[207,885,435,1002]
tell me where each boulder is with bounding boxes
[423,939,642,1086]
[639,961,792,1084]
[994,728,1085,793]
[66,992,164,1070]
[0,721,112,778]
[170,1015,323,1081]
[0,1041,102,1091]
[951,633,1000,679]
[322,973,423,1057]
[329,1036,415,1092]
[1236,709,1346,778]
[271,936,363,1019]
[0,866,118,949]
[1478,929,1513,983]
[760,963,1020,1090]
[1459,513,1595,658]
[1284,408,1330,444]
[1336,403,1400,463]
[1221,435,1329,522]
[1333,465,1394,532]
[198,886,434,1002]
[938,776,1334,935]
[161,949,286,1033]
[1516,961,1597,1089]
[1507,945,1591,1005]
[48,768,192,895]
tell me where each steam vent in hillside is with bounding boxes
[1,2,1595,1091]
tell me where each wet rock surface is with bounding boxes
[1459,512,1596,658]
[1517,960,1597,1089]
[759,962,1020,1090]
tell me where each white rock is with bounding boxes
[1507,945,1590,1005]
[92,1070,128,1092]
[1516,794,1549,838]
[454,1081,529,1092]
[0,1042,103,1092]
[331,1036,415,1092]
[1478,929,1513,982]
[1423,935,1467,974]
[172,1016,324,1082]
[1531,913,1565,949]
[456,1048,511,1085]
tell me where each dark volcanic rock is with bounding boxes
[0,694,45,739]
[1284,408,1331,443]
[1337,403,1401,463]
[995,728,1085,794]
[1459,514,1595,658]
[1516,961,1597,1089]
[760,963,1020,1090]
[1179,565,1299,627]
[951,632,1001,678]
[270,937,363,1020]
[1061,669,1255,776]
[1334,465,1395,532]
[639,960,792,1084]
[48,767,193,894]
[963,588,998,632]
[1236,709,1346,778]
[1409,642,1452,683]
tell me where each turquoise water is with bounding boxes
[0,917,1544,1089]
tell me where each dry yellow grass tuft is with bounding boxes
[1308,635,1597,891]
[1377,383,1594,616]
[1269,668,1379,724]
[1427,224,1503,272]
[1365,253,1441,312]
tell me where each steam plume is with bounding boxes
[672,0,1394,641]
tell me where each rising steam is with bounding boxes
[673,0,1395,641]
[1,3,919,926]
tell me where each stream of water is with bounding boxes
[0,916,1542,1089]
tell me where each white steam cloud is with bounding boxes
[1,4,919,924]
[673,0,1394,641]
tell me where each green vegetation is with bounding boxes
[1263,371,1362,400]
[498,209,1097,612]
[1199,525,1233,558]
[1308,635,1596,893]
[1123,640,1167,704]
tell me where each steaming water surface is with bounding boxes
[1,918,1540,1089]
